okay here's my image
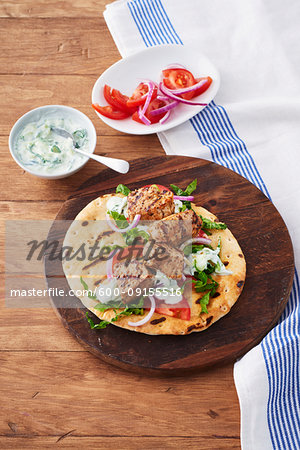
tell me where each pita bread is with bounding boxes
[62,194,246,335]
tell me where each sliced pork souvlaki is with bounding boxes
[148,209,202,246]
[113,259,154,304]
[127,184,175,221]
[143,241,184,279]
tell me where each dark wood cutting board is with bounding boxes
[45,156,294,375]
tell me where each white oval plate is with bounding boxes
[92,44,220,135]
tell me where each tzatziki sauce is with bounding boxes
[15,117,90,175]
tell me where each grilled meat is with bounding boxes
[143,241,184,279]
[113,260,154,304]
[148,208,202,246]
[127,185,174,221]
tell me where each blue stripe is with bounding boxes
[192,111,237,170]
[152,0,183,44]
[126,2,300,447]
[143,0,168,44]
[128,2,151,46]
[135,0,162,45]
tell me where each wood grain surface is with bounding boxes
[0,0,273,447]
[46,156,294,374]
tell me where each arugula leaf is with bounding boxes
[87,303,144,330]
[86,312,110,329]
[184,178,197,196]
[170,184,184,196]
[179,204,187,212]
[199,292,210,314]
[116,184,130,196]
[200,216,227,230]
[108,210,128,229]
[170,179,197,210]
[80,276,97,300]
[124,228,150,246]
[193,271,219,294]
[170,178,197,196]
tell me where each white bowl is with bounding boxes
[92,44,220,135]
[9,105,97,179]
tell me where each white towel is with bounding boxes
[104,1,300,448]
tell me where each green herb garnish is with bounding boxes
[116,184,131,196]
[170,178,197,210]
[87,301,144,330]
[108,210,128,229]
[86,312,110,329]
[199,292,210,314]
[200,216,227,230]
[80,276,97,300]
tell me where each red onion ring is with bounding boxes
[164,78,210,95]
[149,96,179,117]
[159,110,170,124]
[180,237,212,250]
[127,295,156,327]
[159,82,208,106]
[173,195,194,201]
[106,249,116,279]
[106,213,141,233]
[137,107,151,125]
[138,81,156,125]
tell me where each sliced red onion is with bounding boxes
[138,81,156,125]
[159,110,170,124]
[138,107,151,125]
[149,96,178,117]
[164,78,210,95]
[159,82,208,106]
[180,237,212,250]
[128,295,156,327]
[106,213,141,233]
[106,249,115,279]
[173,195,194,201]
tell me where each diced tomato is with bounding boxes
[192,77,212,98]
[92,103,130,120]
[127,83,158,109]
[142,184,171,192]
[132,98,166,125]
[103,85,136,114]
[162,68,196,100]
[155,297,191,321]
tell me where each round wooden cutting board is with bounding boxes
[45,156,294,375]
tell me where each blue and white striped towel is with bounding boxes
[103,1,300,448]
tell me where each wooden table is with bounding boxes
[0,1,241,448]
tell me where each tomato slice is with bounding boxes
[103,85,136,114]
[192,77,212,98]
[92,103,130,120]
[155,297,191,321]
[127,83,158,109]
[132,98,166,125]
[162,68,196,100]
[198,229,209,239]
